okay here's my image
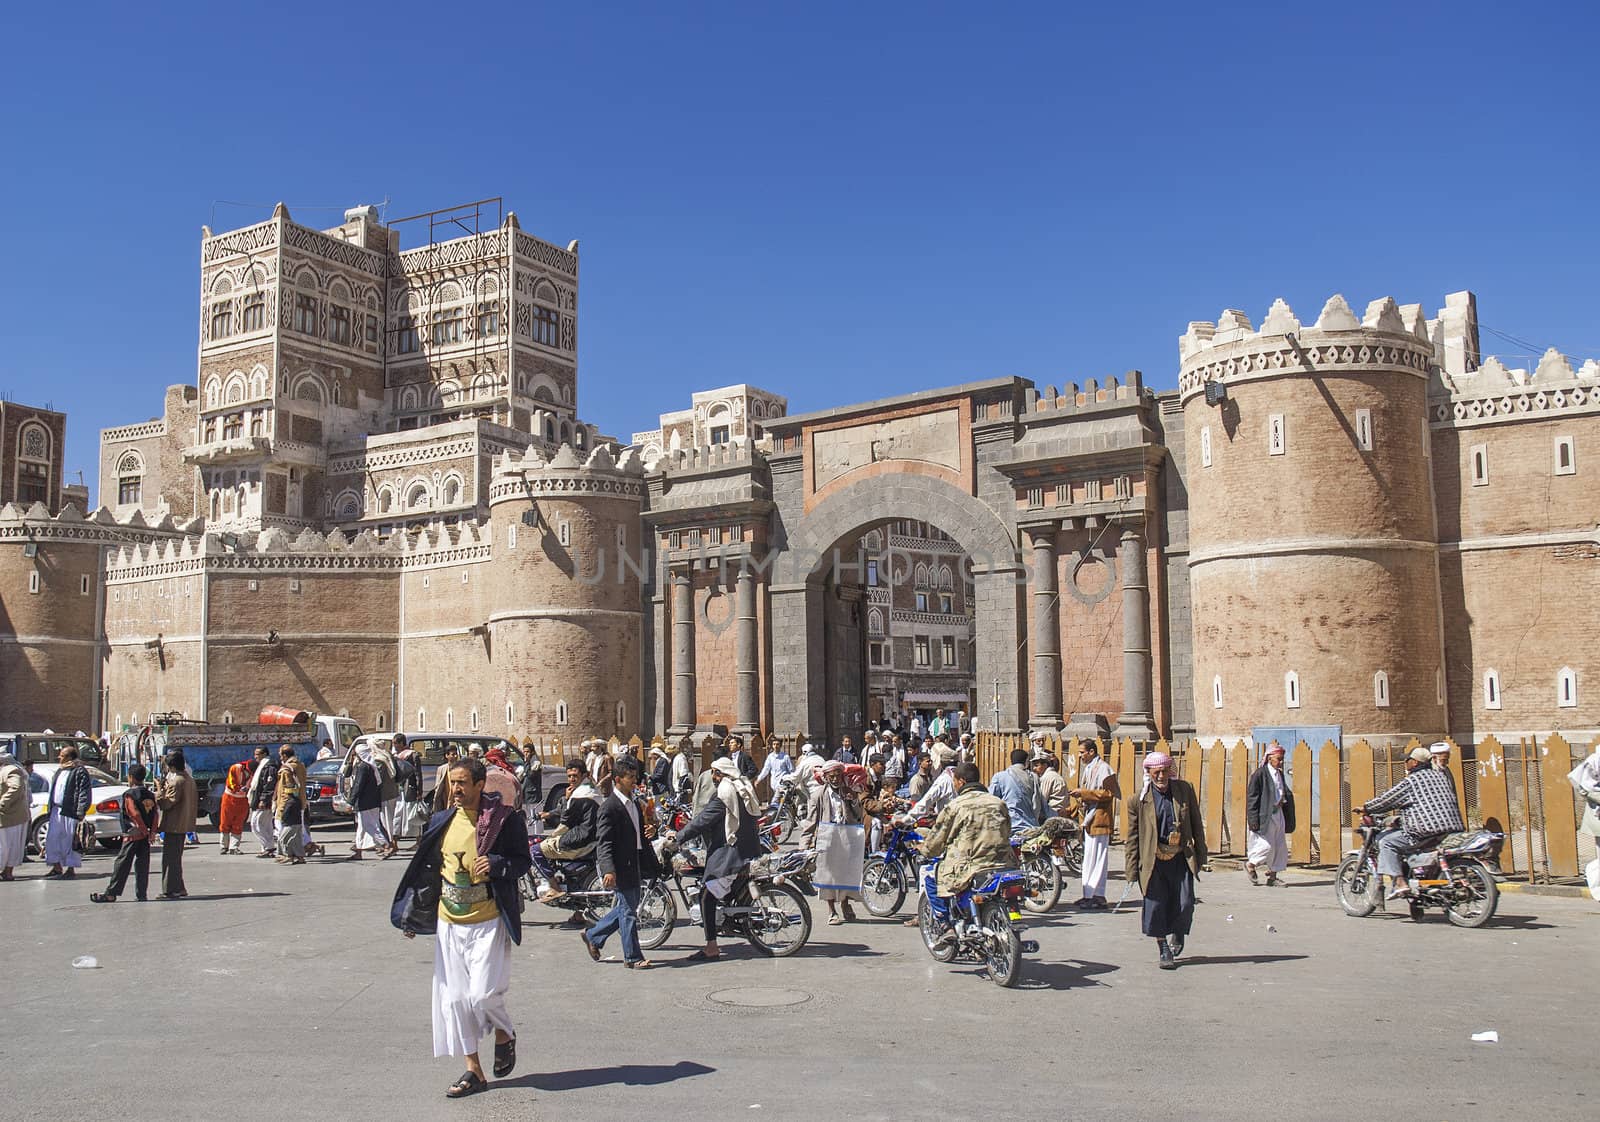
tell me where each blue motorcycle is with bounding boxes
[916,856,1035,988]
[860,820,923,917]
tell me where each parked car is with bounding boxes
[27,764,127,855]
[303,759,350,824]
[406,734,560,797]
[1,733,109,770]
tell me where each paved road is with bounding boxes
[1,825,1594,1121]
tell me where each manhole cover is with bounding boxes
[706,987,812,1009]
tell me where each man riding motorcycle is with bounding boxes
[1360,745,1464,900]
[535,759,600,900]
[917,763,1017,943]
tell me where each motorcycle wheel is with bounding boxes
[1335,854,1379,917]
[917,893,957,963]
[1060,834,1083,878]
[743,883,811,957]
[636,880,678,950]
[860,856,908,917]
[1444,861,1499,929]
[778,799,799,845]
[978,900,1023,988]
[1021,854,1062,914]
[575,868,609,925]
[520,869,539,902]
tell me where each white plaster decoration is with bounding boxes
[1374,670,1390,708]
[1355,408,1373,451]
[1558,667,1577,708]
[1212,675,1224,709]
[1483,669,1502,710]
[1470,444,1488,486]
[1284,670,1300,709]
[1200,426,1212,468]
[1554,435,1576,476]
[1268,414,1286,456]
[555,700,569,726]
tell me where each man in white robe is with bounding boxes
[246,746,277,856]
[1245,742,1293,886]
[44,747,92,876]
[1068,740,1119,908]
[0,751,28,878]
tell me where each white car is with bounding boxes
[27,764,129,855]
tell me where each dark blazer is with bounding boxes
[595,793,662,891]
[732,750,758,780]
[391,794,532,943]
[678,791,762,881]
[54,766,93,819]
[1246,763,1296,835]
[1125,778,1207,893]
[349,760,381,812]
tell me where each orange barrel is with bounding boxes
[259,706,311,726]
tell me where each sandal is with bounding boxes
[827,913,844,926]
[89,892,116,903]
[493,1035,517,1078]
[683,949,720,962]
[1245,863,1259,885]
[445,1071,487,1098]
[625,959,655,970]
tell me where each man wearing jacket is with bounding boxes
[157,750,198,899]
[580,757,661,969]
[1,750,31,880]
[1361,745,1465,900]
[1126,751,1207,969]
[1068,740,1120,909]
[988,748,1047,831]
[1245,742,1295,886]
[918,763,1016,936]
[392,756,532,1099]
[43,745,94,878]
[247,746,279,857]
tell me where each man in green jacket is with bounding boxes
[920,763,1017,935]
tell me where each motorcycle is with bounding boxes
[769,776,808,844]
[860,819,924,917]
[1011,821,1066,913]
[522,832,678,950]
[915,856,1036,988]
[660,839,813,956]
[1336,813,1501,928]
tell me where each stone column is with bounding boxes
[1027,525,1063,730]
[1114,521,1158,741]
[668,565,696,735]
[734,561,760,734]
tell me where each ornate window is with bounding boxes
[293,292,319,335]
[941,636,956,668]
[406,482,431,510]
[242,293,265,332]
[431,308,463,346]
[223,414,243,441]
[16,422,51,505]
[210,303,232,340]
[327,305,352,346]
[476,302,500,337]
[442,476,462,506]
[532,302,559,347]
[377,487,393,514]
[116,451,143,506]
[335,492,361,520]
[396,316,419,354]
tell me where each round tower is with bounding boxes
[486,443,645,741]
[1179,294,1447,746]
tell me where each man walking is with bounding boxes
[580,756,661,969]
[1069,740,1119,908]
[727,735,758,781]
[156,750,197,899]
[91,763,160,903]
[44,745,93,878]
[1244,742,1294,886]
[0,749,30,880]
[392,757,532,1098]
[1126,751,1207,969]
[246,746,278,857]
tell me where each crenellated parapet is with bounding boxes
[0,501,196,547]
[488,441,645,505]
[1429,347,1600,428]
[1178,295,1436,403]
[1021,371,1148,416]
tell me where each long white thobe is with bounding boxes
[1247,766,1289,873]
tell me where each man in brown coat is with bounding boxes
[1125,750,1207,969]
[1067,740,1120,909]
[157,750,198,899]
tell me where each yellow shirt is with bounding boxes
[439,808,499,926]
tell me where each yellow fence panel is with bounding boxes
[1225,741,1247,854]
[1290,741,1313,865]
[1541,733,1580,878]
[1475,735,1513,875]
[1201,741,1226,854]
[1316,741,1341,866]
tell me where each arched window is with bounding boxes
[1373,670,1390,709]
[1557,666,1577,708]
[224,374,246,404]
[16,422,51,505]
[543,416,556,442]
[334,491,361,520]
[417,708,427,730]
[445,708,455,733]
[1284,670,1300,709]
[116,451,144,506]
[1212,675,1224,710]
[615,701,626,728]
[469,709,480,732]
[868,608,883,636]
[204,375,221,408]
[1483,669,1502,711]
[377,487,393,514]
[442,476,462,506]
[555,700,569,726]
[293,375,325,404]
[406,482,431,510]
[505,701,515,728]
[560,421,572,445]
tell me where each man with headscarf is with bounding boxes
[1360,745,1465,900]
[344,741,389,860]
[791,737,823,793]
[1068,740,1119,908]
[44,744,93,878]
[647,743,673,798]
[1126,751,1207,969]
[1245,742,1294,887]
[372,735,403,853]
[0,749,28,880]
[673,755,763,962]
[799,760,866,924]
[1031,749,1069,820]
[244,746,278,857]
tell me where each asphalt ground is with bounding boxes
[1,823,1595,1122]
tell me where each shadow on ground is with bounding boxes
[499,1060,715,1092]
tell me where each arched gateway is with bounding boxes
[643,374,1173,748]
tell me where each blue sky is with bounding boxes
[3,2,1597,490]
